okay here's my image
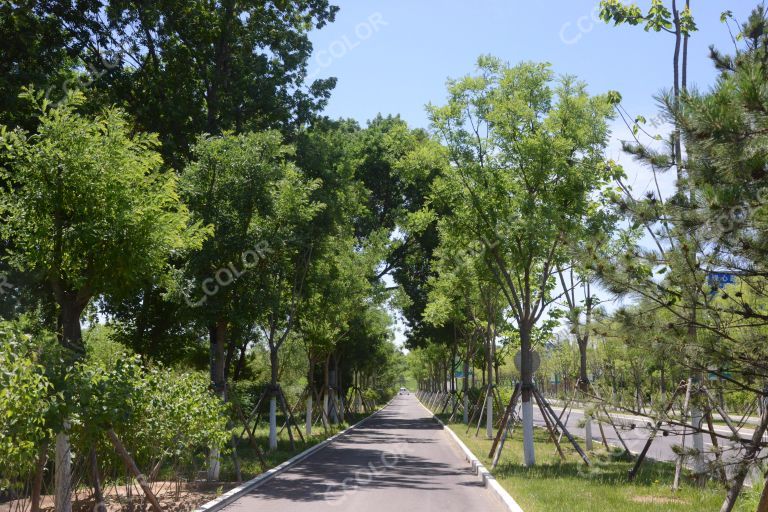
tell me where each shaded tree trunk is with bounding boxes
[89,449,104,509]
[306,355,314,436]
[31,442,48,512]
[208,320,227,479]
[578,336,593,451]
[54,294,88,512]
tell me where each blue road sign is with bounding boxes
[708,272,735,287]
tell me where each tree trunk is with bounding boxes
[208,320,227,480]
[335,354,344,424]
[756,471,768,512]
[54,427,72,512]
[520,323,535,466]
[54,295,87,512]
[578,336,593,451]
[306,356,314,436]
[89,449,104,509]
[450,339,457,396]
[486,325,494,439]
[233,343,248,381]
[268,344,279,450]
[31,442,48,512]
[719,401,768,512]
[59,297,84,351]
[323,354,331,423]
[463,354,470,424]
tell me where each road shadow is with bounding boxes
[242,400,475,504]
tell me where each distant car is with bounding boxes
[399,387,409,395]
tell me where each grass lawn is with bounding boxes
[434,412,763,512]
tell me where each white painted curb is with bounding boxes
[194,400,393,512]
[416,396,524,512]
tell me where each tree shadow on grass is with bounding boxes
[493,451,678,488]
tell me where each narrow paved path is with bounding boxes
[224,394,505,512]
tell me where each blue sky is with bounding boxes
[305,1,759,346]
[307,1,755,131]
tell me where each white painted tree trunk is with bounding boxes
[486,392,493,439]
[269,396,278,450]
[329,368,338,424]
[585,414,593,451]
[54,430,72,512]
[305,395,313,436]
[691,406,706,475]
[522,399,535,466]
[463,392,469,424]
[324,390,330,424]
[207,448,221,481]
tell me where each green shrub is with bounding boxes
[0,322,55,488]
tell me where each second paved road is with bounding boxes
[224,394,505,512]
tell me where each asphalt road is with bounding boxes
[531,403,765,481]
[223,394,505,512]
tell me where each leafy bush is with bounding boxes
[1,319,230,488]
[0,323,55,487]
[75,353,230,471]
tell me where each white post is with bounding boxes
[585,414,593,451]
[522,399,535,466]
[486,391,494,439]
[269,396,278,450]
[305,395,313,436]
[54,429,72,512]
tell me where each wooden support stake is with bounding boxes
[465,386,487,434]
[489,384,520,459]
[279,386,305,444]
[702,386,742,439]
[534,387,590,466]
[628,381,686,480]
[704,407,728,485]
[534,390,566,460]
[474,388,490,437]
[492,400,520,469]
[31,441,48,512]
[107,429,162,512]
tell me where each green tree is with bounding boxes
[675,6,768,509]
[427,56,616,465]
[61,1,337,166]
[180,130,322,456]
[0,91,205,510]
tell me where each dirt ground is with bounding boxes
[0,481,237,512]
